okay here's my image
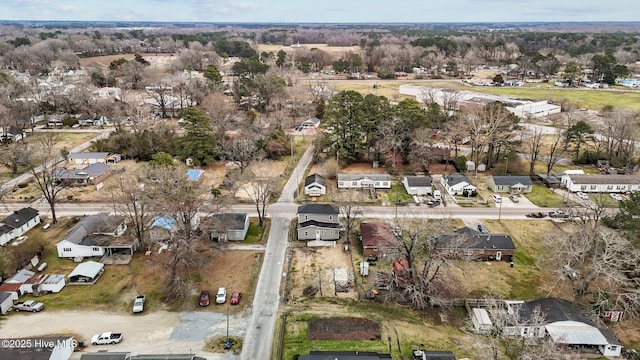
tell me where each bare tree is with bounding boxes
[244,161,276,227]
[29,133,66,223]
[0,140,31,174]
[224,136,264,174]
[377,116,407,169]
[543,227,640,319]
[333,189,363,245]
[523,126,543,174]
[113,173,152,252]
[545,117,566,175]
[145,164,208,301]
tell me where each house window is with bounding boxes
[329,215,333,221]
[580,186,586,191]
[522,327,529,336]
[304,231,308,237]
[498,185,503,190]
[304,215,309,220]
[607,186,613,190]
[610,346,617,351]
[338,181,344,187]
[322,230,326,234]
[382,181,389,186]
[352,181,357,186]
[92,247,100,252]
[63,248,71,252]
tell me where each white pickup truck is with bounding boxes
[91,332,123,345]
[13,300,44,312]
[132,295,145,313]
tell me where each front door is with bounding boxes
[316,230,321,241]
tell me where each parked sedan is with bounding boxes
[230,292,242,305]
[610,193,623,201]
[576,192,589,200]
[216,287,227,304]
[199,290,210,307]
[508,195,519,203]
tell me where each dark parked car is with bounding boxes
[230,292,242,305]
[526,212,546,218]
[199,290,210,307]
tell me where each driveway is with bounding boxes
[0,310,249,359]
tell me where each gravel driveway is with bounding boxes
[0,309,250,360]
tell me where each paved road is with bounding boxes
[240,144,314,360]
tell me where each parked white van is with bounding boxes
[491,194,502,203]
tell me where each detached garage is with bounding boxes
[68,261,105,284]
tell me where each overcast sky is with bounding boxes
[2,0,639,23]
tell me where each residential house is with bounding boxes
[297,204,341,241]
[304,173,327,197]
[508,298,622,357]
[68,261,105,283]
[208,213,250,241]
[149,212,201,242]
[413,350,456,360]
[487,175,533,194]
[54,163,113,186]
[337,174,392,189]
[0,336,75,360]
[0,126,26,143]
[0,291,18,314]
[186,169,204,181]
[300,117,321,129]
[0,207,40,246]
[55,214,135,258]
[434,227,515,261]
[440,173,477,196]
[131,355,206,360]
[298,351,392,360]
[360,222,398,258]
[77,114,110,127]
[565,174,640,193]
[68,152,111,165]
[402,176,433,196]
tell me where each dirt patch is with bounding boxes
[308,317,381,340]
[80,53,178,70]
[289,245,356,300]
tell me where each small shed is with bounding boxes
[471,308,493,334]
[0,291,18,314]
[68,261,105,283]
[465,160,475,171]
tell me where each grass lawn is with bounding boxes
[243,218,270,244]
[524,185,570,208]
[387,183,413,204]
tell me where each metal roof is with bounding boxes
[337,173,391,182]
[69,152,110,159]
[490,175,533,186]
[297,204,339,215]
[305,173,326,187]
[68,261,104,279]
[568,174,640,185]
[404,176,432,187]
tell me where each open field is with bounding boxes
[258,43,361,56]
[79,53,178,70]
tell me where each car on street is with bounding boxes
[548,210,569,218]
[230,292,242,305]
[490,194,502,203]
[216,287,227,304]
[477,224,489,233]
[526,212,546,218]
[509,195,519,203]
[199,290,210,307]
[576,192,589,200]
[610,193,623,201]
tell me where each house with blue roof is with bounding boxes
[149,213,200,241]
[186,169,204,181]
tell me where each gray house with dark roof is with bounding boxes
[208,213,250,241]
[487,175,533,194]
[0,207,40,246]
[54,163,113,186]
[55,214,137,258]
[434,227,515,261]
[304,173,327,197]
[297,204,341,241]
[298,351,392,360]
[402,176,433,195]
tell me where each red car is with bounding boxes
[230,292,241,305]
[199,290,210,307]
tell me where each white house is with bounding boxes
[55,214,130,258]
[301,117,321,129]
[68,152,110,165]
[304,173,327,197]
[565,174,640,193]
[441,173,477,196]
[337,174,391,189]
[0,207,40,246]
[402,176,433,196]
